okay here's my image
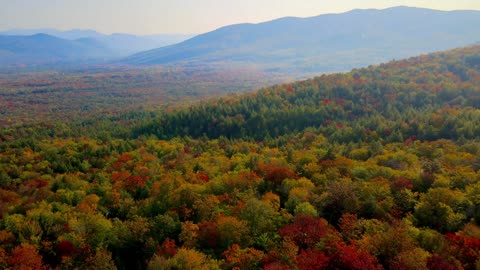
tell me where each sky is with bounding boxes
[1,0,480,35]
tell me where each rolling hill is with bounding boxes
[133,44,480,141]
[123,6,480,72]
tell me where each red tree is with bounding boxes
[124,174,146,192]
[158,239,177,258]
[197,221,220,249]
[296,249,330,270]
[445,233,480,270]
[258,164,297,186]
[331,244,383,270]
[8,243,47,270]
[391,177,414,191]
[279,215,330,249]
[56,240,75,257]
[426,254,457,270]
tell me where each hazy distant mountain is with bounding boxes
[0,34,112,65]
[96,33,194,56]
[123,6,480,72]
[0,29,104,39]
[0,29,194,58]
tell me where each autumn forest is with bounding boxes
[1,42,480,270]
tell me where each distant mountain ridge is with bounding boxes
[0,29,194,56]
[0,34,112,65]
[0,29,105,40]
[0,29,193,67]
[123,6,480,72]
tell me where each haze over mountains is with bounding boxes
[1,6,480,72]
[124,6,480,72]
[0,29,193,66]
[0,34,109,65]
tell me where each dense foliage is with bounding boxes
[1,45,480,269]
[136,46,480,142]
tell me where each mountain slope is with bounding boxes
[133,44,480,141]
[123,6,480,72]
[96,33,194,56]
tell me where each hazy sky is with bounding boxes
[2,0,480,35]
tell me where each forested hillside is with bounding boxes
[1,46,480,269]
[135,45,480,142]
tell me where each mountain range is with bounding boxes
[0,29,193,66]
[123,6,480,72]
[1,6,480,71]
[0,34,109,65]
